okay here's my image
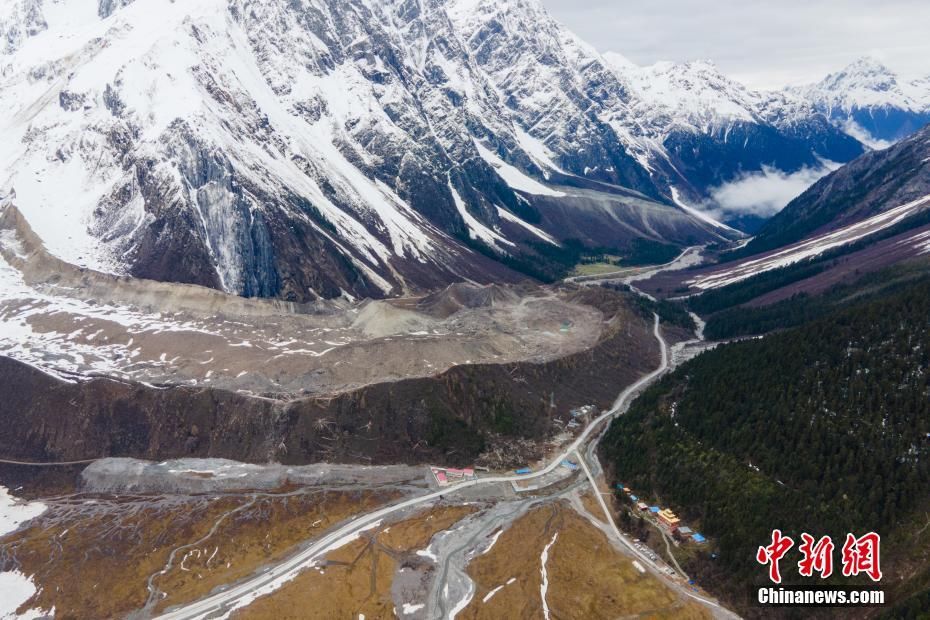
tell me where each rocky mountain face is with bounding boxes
[0,0,733,302]
[0,0,926,303]
[795,56,930,147]
[741,122,930,256]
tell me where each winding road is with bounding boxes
[154,246,735,619]
[155,310,730,619]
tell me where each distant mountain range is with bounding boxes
[795,56,930,147]
[0,0,927,301]
[603,53,930,216]
[637,122,930,315]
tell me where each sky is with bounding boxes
[539,0,930,90]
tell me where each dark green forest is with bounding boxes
[601,279,930,608]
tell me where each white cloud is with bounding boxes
[702,164,838,220]
[840,120,895,151]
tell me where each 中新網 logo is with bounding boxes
[756,530,882,583]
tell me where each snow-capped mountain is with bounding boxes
[606,54,764,135]
[0,0,726,301]
[602,53,865,208]
[795,57,930,148]
[1,0,927,303]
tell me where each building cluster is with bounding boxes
[431,466,476,487]
[616,483,706,544]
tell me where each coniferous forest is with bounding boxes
[601,278,930,613]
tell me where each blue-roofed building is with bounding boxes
[649,506,660,513]
[630,494,638,502]
[692,533,706,544]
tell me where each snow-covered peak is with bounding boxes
[601,51,637,73]
[799,56,930,114]
[0,0,727,300]
[789,56,930,146]
[604,54,766,137]
[442,0,657,186]
[836,55,895,80]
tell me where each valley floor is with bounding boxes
[0,292,734,619]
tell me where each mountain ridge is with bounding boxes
[795,56,930,146]
[740,122,930,257]
[1,0,927,302]
[0,0,731,301]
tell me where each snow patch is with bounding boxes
[0,487,46,537]
[0,570,48,619]
[447,581,474,620]
[473,141,565,197]
[539,532,559,620]
[447,179,513,252]
[0,487,48,618]
[669,187,736,234]
[689,194,930,290]
[480,528,504,556]
[514,126,565,175]
[495,207,559,246]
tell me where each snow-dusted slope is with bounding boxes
[445,0,657,187]
[6,0,919,300]
[795,57,930,147]
[0,0,728,301]
[688,194,930,291]
[602,53,866,207]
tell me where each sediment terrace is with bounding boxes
[0,203,659,467]
[0,204,602,398]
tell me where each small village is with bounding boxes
[427,400,708,551]
[620,484,706,544]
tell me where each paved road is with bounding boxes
[155,315,693,620]
[574,449,736,618]
[155,312,734,619]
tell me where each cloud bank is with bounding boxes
[702,164,837,221]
